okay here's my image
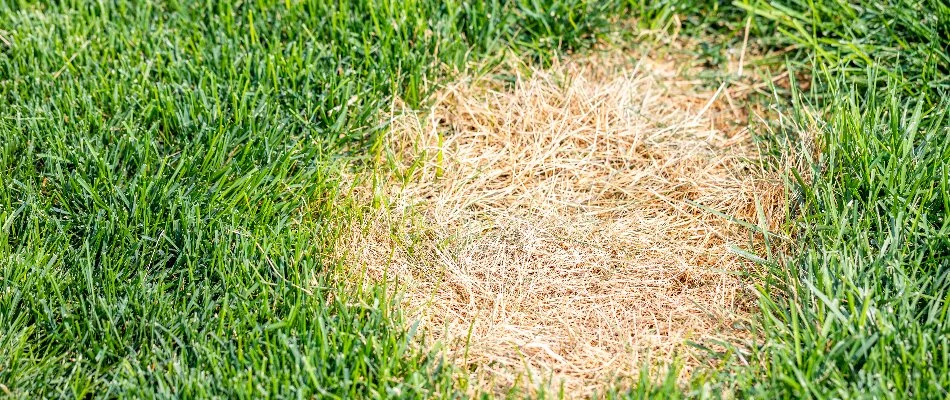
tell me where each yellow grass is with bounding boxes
[338,48,785,396]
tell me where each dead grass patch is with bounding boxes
[338,49,786,396]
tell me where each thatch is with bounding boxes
[338,49,786,396]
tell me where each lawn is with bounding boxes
[1,0,948,398]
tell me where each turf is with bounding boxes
[2,0,949,398]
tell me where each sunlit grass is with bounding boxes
[1,0,948,398]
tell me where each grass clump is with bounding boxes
[739,0,950,101]
[653,0,950,397]
[734,1,950,397]
[760,76,949,397]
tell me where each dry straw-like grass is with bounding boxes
[339,49,785,396]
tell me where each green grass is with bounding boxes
[737,70,950,398]
[640,1,950,398]
[738,0,950,102]
[2,0,949,398]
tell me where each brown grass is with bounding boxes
[337,49,786,396]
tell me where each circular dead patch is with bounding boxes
[339,51,784,396]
